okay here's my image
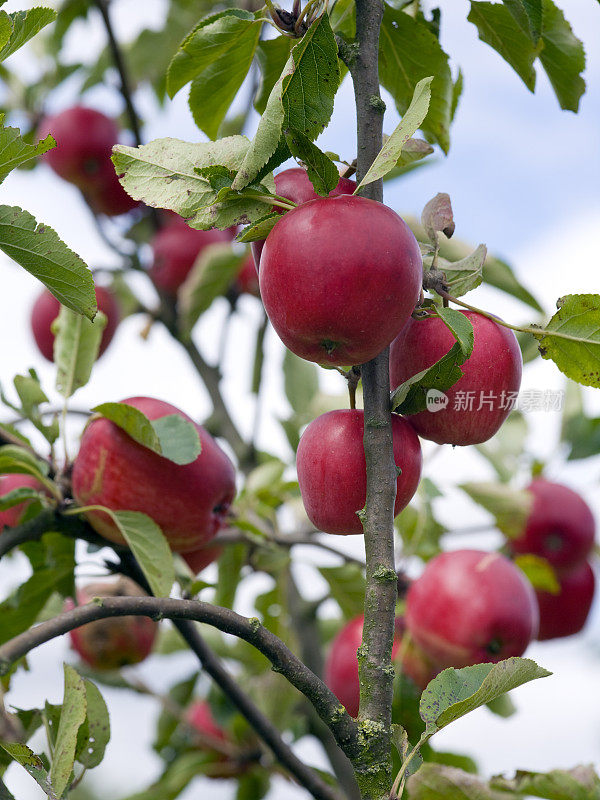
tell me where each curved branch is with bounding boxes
[0,596,360,760]
[0,508,109,560]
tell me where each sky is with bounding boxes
[1,1,600,798]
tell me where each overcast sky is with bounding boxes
[1,1,599,798]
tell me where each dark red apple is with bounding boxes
[86,162,140,216]
[31,286,120,362]
[67,577,157,670]
[260,195,422,365]
[185,700,227,747]
[234,254,260,297]
[508,479,596,572]
[72,396,236,553]
[390,311,522,446]
[0,474,44,531]
[251,167,357,272]
[406,549,539,668]
[536,560,595,640]
[324,615,438,717]
[296,410,422,535]
[149,220,233,295]
[39,106,119,188]
[183,544,223,574]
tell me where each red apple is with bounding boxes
[234,254,260,297]
[149,220,233,295]
[67,577,157,670]
[297,410,422,535]
[39,106,119,188]
[260,195,422,365]
[536,560,595,640]
[251,168,357,272]
[324,615,438,717]
[86,162,140,216]
[389,311,522,446]
[0,474,44,531]
[185,700,227,747]
[183,544,223,574]
[406,549,539,668]
[508,479,596,572]
[31,286,120,362]
[72,396,236,553]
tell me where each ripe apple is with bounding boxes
[31,286,120,362]
[250,167,357,272]
[39,106,119,188]
[405,549,539,668]
[72,396,236,553]
[150,219,233,294]
[296,410,422,535]
[536,560,595,640]
[183,543,223,574]
[0,474,44,531]
[390,311,522,446]
[508,478,596,572]
[86,163,140,217]
[324,615,438,717]
[67,577,157,670]
[260,196,422,365]
[185,700,227,747]
[234,254,260,297]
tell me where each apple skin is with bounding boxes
[536,560,595,640]
[186,700,227,746]
[405,549,539,669]
[508,479,596,572]
[324,615,438,717]
[389,311,522,446]
[72,396,236,553]
[86,163,140,217]
[251,168,357,272]
[0,474,44,531]
[296,410,422,535]
[67,577,157,670]
[183,544,223,574]
[39,106,119,188]
[31,286,120,362]
[234,254,260,297]
[260,195,422,365]
[150,220,233,294]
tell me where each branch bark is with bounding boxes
[348,0,398,796]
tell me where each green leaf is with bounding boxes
[420,658,551,734]
[514,553,560,593]
[254,36,293,115]
[561,384,600,462]
[178,243,246,338]
[502,0,543,42]
[215,542,246,609]
[407,763,507,799]
[0,742,57,799]
[0,444,57,499]
[0,13,11,54]
[110,510,174,598]
[379,7,452,152]
[0,7,56,63]
[53,307,106,399]
[236,213,279,243]
[356,76,433,189]
[538,0,586,112]
[112,137,276,231]
[318,564,366,618]
[491,765,600,799]
[468,2,542,91]
[167,10,262,139]
[10,372,60,445]
[284,129,339,196]
[426,245,486,298]
[485,692,517,718]
[0,485,43,510]
[0,123,54,183]
[460,481,533,538]
[91,402,201,466]
[283,350,319,415]
[533,294,600,387]
[0,206,96,318]
[391,308,474,414]
[232,13,340,190]
[51,665,87,797]
[154,672,198,752]
[75,680,110,769]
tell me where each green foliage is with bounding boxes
[0,444,57,498]
[560,382,600,460]
[91,402,201,466]
[379,5,453,152]
[0,120,54,183]
[0,370,59,444]
[460,481,533,538]
[50,665,88,797]
[284,129,340,196]
[319,564,366,618]
[0,206,96,318]
[534,294,600,387]
[514,554,559,593]
[53,308,106,399]
[491,764,600,798]
[391,308,475,414]
[425,245,486,298]
[0,7,56,63]
[254,36,293,115]
[395,479,447,561]
[178,243,246,337]
[0,742,57,799]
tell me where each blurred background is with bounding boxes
[0,0,599,797]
